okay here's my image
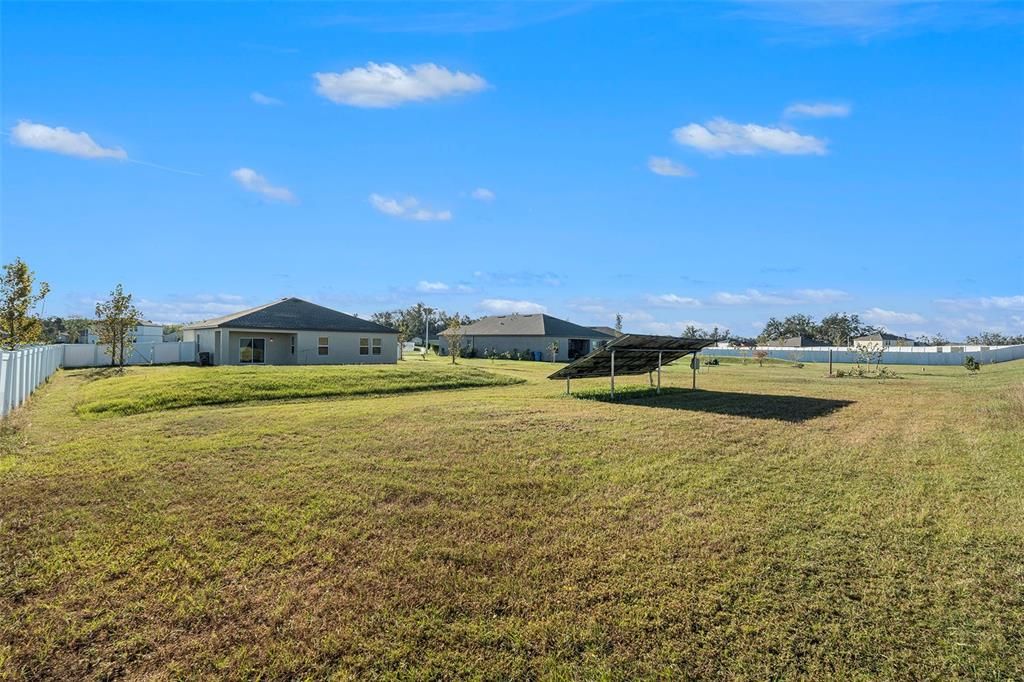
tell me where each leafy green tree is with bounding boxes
[614,313,623,333]
[963,356,981,374]
[818,313,874,346]
[95,284,142,369]
[965,331,1024,345]
[445,319,464,364]
[0,257,50,349]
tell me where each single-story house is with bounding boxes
[776,335,829,347]
[181,297,399,365]
[79,321,165,344]
[590,326,623,338]
[854,331,917,348]
[438,314,613,361]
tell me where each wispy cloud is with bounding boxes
[480,298,547,314]
[795,288,850,303]
[10,120,126,160]
[783,102,850,118]
[472,270,561,287]
[648,293,702,307]
[862,307,926,325]
[133,293,251,325]
[369,193,451,221]
[250,91,283,106]
[416,280,473,294]
[231,167,296,203]
[936,294,1024,310]
[647,156,695,177]
[673,117,827,156]
[711,289,799,305]
[10,120,200,175]
[314,62,488,108]
[471,187,496,201]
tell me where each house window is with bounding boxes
[359,338,369,355]
[239,338,265,364]
[291,338,295,355]
[318,337,329,356]
[372,338,382,355]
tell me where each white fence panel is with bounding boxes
[0,345,63,417]
[60,342,196,368]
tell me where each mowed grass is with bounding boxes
[1,356,1023,679]
[74,362,524,417]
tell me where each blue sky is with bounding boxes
[2,1,1022,338]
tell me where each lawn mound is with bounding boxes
[75,363,524,417]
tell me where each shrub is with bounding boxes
[964,356,981,374]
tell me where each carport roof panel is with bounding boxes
[548,334,715,379]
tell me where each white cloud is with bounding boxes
[10,120,127,160]
[133,294,250,325]
[314,62,488,108]
[648,293,702,307]
[937,295,1024,311]
[480,298,547,314]
[710,289,798,306]
[673,117,827,156]
[231,168,296,203]
[471,187,496,201]
[250,91,283,106]
[647,156,695,177]
[369,193,451,221]
[795,288,850,303]
[862,307,926,325]
[417,281,450,293]
[783,102,851,118]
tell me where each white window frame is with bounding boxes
[372,337,382,355]
[318,336,329,356]
[239,337,266,364]
[359,337,369,355]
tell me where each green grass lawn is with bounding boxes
[74,362,524,417]
[1,356,1022,678]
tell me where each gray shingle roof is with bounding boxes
[855,332,915,342]
[449,314,613,338]
[182,298,397,334]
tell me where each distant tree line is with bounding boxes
[370,302,476,343]
[758,313,879,345]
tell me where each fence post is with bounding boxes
[1,352,9,417]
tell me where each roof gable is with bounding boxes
[183,298,397,334]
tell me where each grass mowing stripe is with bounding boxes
[74,363,524,417]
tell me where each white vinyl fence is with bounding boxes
[1,345,63,417]
[1,342,198,417]
[61,341,195,368]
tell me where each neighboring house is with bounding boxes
[590,326,623,338]
[854,332,917,348]
[181,297,399,365]
[776,335,830,347]
[438,313,613,361]
[79,322,164,344]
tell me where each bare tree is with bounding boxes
[95,284,142,370]
[547,340,559,362]
[753,349,769,367]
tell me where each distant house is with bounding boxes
[80,322,164,344]
[438,314,613,361]
[854,332,916,348]
[590,326,623,338]
[181,297,399,365]
[776,335,829,347]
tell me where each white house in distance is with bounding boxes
[181,297,399,365]
[438,313,614,361]
[79,322,164,344]
[853,331,917,348]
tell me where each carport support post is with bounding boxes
[610,350,616,399]
[691,353,697,390]
[566,377,570,395]
[657,351,662,394]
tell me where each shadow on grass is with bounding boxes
[573,387,853,423]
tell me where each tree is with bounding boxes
[753,349,769,367]
[370,303,475,344]
[65,316,92,343]
[445,319,464,364]
[963,355,981,375]
[916,333,949,346]
[95,284,142,369]
[0,258,51,349]
[965,331,1024,345]
[614,313,623,334]
[547,340,559,362]
[818,313,874,346]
